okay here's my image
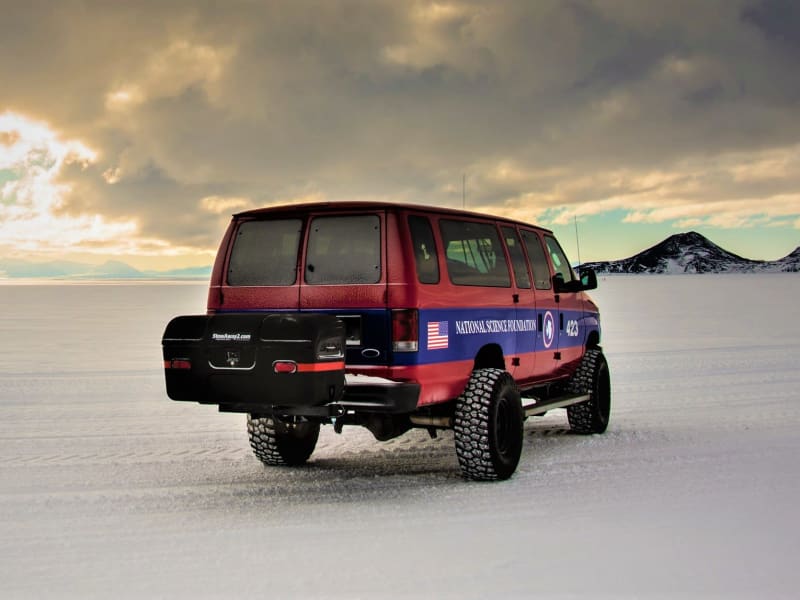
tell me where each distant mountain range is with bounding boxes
[0,258,212,280]
[3,231,798,279]
[580,232,800,274]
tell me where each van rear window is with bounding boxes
[306,215,381,284]
[227,219,302,286]
[439,220,510,287]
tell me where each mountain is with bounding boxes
[87,260,145,278]
[772,247,800,272]
[0,258,212,280]
[580,232,800,274]
[143,265,214,279]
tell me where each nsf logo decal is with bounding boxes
[542,311,556,349]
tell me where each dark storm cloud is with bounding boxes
[2,0,800,254]
[742,0,800,50]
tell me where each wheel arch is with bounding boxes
[473,343,505,371]
[585,329,601,349]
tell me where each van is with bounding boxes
[163,202,610,480]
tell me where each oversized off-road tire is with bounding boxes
[566,349,611,434]
[454,368,524,481]
[247,415,320,466]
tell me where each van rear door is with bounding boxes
[215,216,303,311]
[298,210,389,367]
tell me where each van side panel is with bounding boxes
[381,211,601,406]
[384,211,524,405]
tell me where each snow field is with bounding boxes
[1,275,799,598]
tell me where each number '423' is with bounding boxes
[566,319,579,337]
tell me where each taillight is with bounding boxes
[164,359,192,370]
[273,360,298,374]
[392,309,418,352]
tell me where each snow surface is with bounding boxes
[1,276,799,598]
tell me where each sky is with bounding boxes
[1,0,799,271]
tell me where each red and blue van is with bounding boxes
[163,202,610,480]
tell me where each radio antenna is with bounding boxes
[462,173,466,209]
[574,215,582,268]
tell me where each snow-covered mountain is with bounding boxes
[581,232,800,274]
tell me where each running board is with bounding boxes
[408,393,592,429]
[522,393,590,417]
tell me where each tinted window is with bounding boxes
[227,219,302,286]
[545,235,576,283]
[501,226,531,289]
[408,215,439,284]
[439,219,510,287]
[521,230,552,290]
[306,215,381,284]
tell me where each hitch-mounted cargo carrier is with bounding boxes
[163,313,346,411]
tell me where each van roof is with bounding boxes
[235,201,553,234]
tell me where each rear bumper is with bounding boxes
[217,375,420,417]
[341,375,420,413]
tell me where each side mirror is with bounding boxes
[579,268,597,291]
[553,269,597,293]
[552,273,566,293]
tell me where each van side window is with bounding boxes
[545,235,576,283]
[521,230,552,290]
[501,226,531,289]
[227,219,302,286]
[408,215,439,284]
[439,219,511,287]
[306,215,381,284]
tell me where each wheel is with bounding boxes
[566,348,611,434]
[247,415,320,466]
[454,368,524,481]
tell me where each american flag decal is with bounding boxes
[427,321,449,350]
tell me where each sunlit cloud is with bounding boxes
[1,111,98,228]
[102,167,122,184]
[200,195,252,214]
[0,112,95,172]
[105,40,235,115]
[467,144,800,233]
[0,111,212,260]
[105,87,144,111]
[381,1,489,76]
[0,129,21,146]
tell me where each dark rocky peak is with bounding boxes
[578,231,792,274]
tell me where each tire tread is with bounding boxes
[454,368,522,481]
[566,349,610,434]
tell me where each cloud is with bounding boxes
[0,112,212,259]
[200,195,252,214]
[1,0,799,264]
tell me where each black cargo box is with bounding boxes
[162,313,345,412]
